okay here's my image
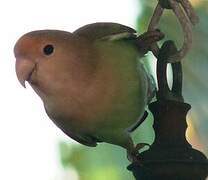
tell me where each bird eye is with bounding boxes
[43,44,54,55]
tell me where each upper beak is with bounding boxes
[15,58,36,88]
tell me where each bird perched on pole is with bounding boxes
[14,22,163,161]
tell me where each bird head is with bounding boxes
[14,30,95,97]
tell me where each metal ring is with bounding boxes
[147,0,195,63]
[148,2,163,58]
[167,0,193,63]
[156,40,183,101]
[178,0,199,25]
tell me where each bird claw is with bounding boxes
[135,142,150,151]
[127,143,150,164]
[127,151,140,163]
[136,29,165,54]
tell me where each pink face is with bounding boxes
[14,30,96,100]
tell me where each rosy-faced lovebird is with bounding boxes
[14,23,163,161]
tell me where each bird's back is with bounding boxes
[73,22,136,41]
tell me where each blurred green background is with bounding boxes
[58,1,208,179]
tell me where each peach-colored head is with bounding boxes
[14,30,95,97]
[15,30,76,86]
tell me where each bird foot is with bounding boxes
[136,29,165,54]
[127,143,150,165]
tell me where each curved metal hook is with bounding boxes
[148,3,163,58]
[148,0,196,63]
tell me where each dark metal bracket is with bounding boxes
[156,40,183,102]
[128,40,208,180]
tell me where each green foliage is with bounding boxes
[59,141,134,180]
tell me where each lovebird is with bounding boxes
[14,23,163,161]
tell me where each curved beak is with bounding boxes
[15,58,36,88]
